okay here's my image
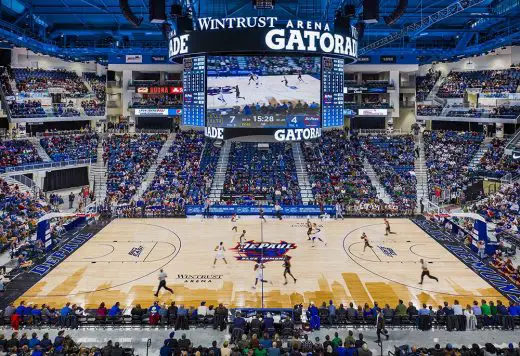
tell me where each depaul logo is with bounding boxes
[231,240,296,262]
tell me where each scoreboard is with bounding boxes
[321,57,344,128]
[206,112,320,129]
[182,56,206,126]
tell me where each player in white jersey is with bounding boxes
[213,241,228,266]
[311,223,327,247]
[217,88,226,104]
[253,259,272,289]
[231,213,239,232]
[281,76,289,87]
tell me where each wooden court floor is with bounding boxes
[17,218,504,309]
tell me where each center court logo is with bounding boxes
[231,240,297,262]
[378,245,397,257]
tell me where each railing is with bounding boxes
[1,158,95,173]
[10,174,42,196]
[357,128,403,135]
[128,80,183,87]
[504,127,520,154]
[107,81,122,89]
[500,173,513,185]
[0,72,12,122]
[135,129,171,134]
[35,130,94,137]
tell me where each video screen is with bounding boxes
[206,56,321,128]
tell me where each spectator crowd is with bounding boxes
[104,133,167,204]
[142,130,219,215]
[223,142,302,205]
[424,130,484,202]
[360,135,417,213]
[40,133,99,162]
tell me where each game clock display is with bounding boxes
[182,56,206,127]
[206,55,321,129]
[206,113,319,128]
[322,57,345,128]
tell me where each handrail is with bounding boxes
[357,128,403,135]
[1,158,95,174]
[36,130,94,137]
[0,71,12,123]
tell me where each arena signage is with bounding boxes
[135,86,183,94]
[204,127,225,139]
[169,17,358,61]
[134,108,182,116]
[358,108,388,116]
[274,128,322,141]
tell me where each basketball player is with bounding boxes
[248,72,257,85]
[311,223,327,247]
[361,232,373,253]
[297,72,303,82]
[231,213,239,232]
[235,85,245,102]
[281,76,289,87]
[419,259,439,284]
[154,269,174,297]
[384,218,396,236]
[306,219,313,240]
[213,241,228,266]
[253,259,273,289]
[239,229,247,244]
[259,208,267,223]
[283,256,297,285]
[217,88,226,104]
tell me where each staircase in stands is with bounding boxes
[133,133,176,201]
[90,134,108,203]
[2,175,36,195]
[82,77,93,93]
[468,136,493,171]
[414,135,428,212]
[27,137,52,162]
[209,141,231,202]
[291,143,314,205]
[426,74,446,101]
[362,158,393,204]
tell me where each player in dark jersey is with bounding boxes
[297,72,303,82]
[283,256,297,285]
[239,229,247,244]
[235,85,245,102]
[259,208,267,223]
[384,218,396,236]
[281,76,288,87]
[248,72,257,85]
[306,219,313,240]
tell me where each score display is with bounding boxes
[182,56,205,126]
[205,56,321,129]
[322,57,344,128]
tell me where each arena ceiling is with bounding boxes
[1,0,520,63]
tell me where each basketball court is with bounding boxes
[206,74,320,109]
[16,218,503,309]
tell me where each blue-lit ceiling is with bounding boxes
[0,0,520,63]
